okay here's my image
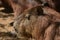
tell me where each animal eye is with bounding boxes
[27,15,30,20]
[25,14,30,20]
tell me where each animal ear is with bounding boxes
[36,6,43,16]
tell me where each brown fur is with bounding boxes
[1,0,40,18]
[13,6,52,40]
[35,0,60,12]
[14,6,60,40]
